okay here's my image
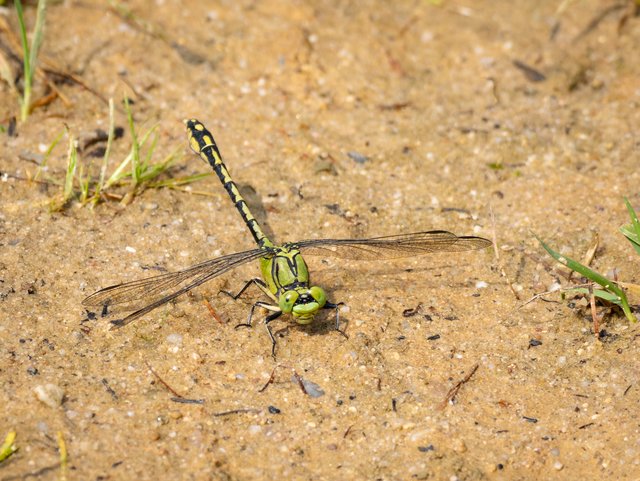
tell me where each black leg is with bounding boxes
[220,278,268,300]
[265,311,283,359]
[234,301,274,330]
[324,301,347,339]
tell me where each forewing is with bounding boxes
[295,231,491,260]
[82,248,267,327]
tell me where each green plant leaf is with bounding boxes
[621,197,640,255]
[565,287,623,306]
[535,234,636,323]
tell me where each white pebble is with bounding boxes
[248,425,262,435]
[166,334,183,346]
[34,384,65,408]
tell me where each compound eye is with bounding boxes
[278,290,299,313]
[309,286,327,308]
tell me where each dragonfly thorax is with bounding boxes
[260,245,310,293]
[278,285,327,324]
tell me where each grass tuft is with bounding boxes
[14,0,48,122]
[535,198,640,325]
[42,95,209,211]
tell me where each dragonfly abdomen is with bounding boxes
[185,119,273,250]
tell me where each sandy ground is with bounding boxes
[1,1,640,480]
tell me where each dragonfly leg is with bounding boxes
[220,278,274,300]
[265,310,284,358]
[235,301,276,330]
[324,301,347,339]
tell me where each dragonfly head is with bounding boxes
[279,286,327,324]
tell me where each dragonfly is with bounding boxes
[83,119,491,356]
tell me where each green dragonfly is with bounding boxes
[83,119,491,355]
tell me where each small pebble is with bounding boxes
[166,334,183,346]
[452,439,467,453]
[553,461,563,470]
[248,425,261,435]
[34,384,65,408]
[347,151,369,164]
[298,378,324,398]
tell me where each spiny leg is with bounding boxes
[324,301,348,339]
[234,301,279,330]
[233,301,283,358]
[264,310,284,358]
[220,277,276,302]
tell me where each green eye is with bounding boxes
[309,286,326,308]
[278,290,299,313]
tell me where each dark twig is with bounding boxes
[170,397,204,405]
[203,299,224,324]
[292,372,309,395]
[573,3,627,42]
[441,364,479,409]
[145,360,183,398]
[258,364,309,396]
[101,378,118,400]
[258,365,280,393]
[212,408,261,417]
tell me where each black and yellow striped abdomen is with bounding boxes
[185,119,273,249]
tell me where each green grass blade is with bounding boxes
[28,0,47,81]
[123,96,140,185]
[565,287,623,307]
[34,128,65,181]
[619,225,640,255]
[63,137,78,202]
[49,135,78,212]
[142,130,159,168]
[621,197,640,255]
[0,430,18,463]
[14,0,31,121]
[149,172,211,189]
[138,144,178,182]
[78,162,90,204]
[93,98,115,202]
[535,234,636,323]
[15,0,47,121]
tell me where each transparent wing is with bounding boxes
[293,230,491,261]
[82,248,268,328]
